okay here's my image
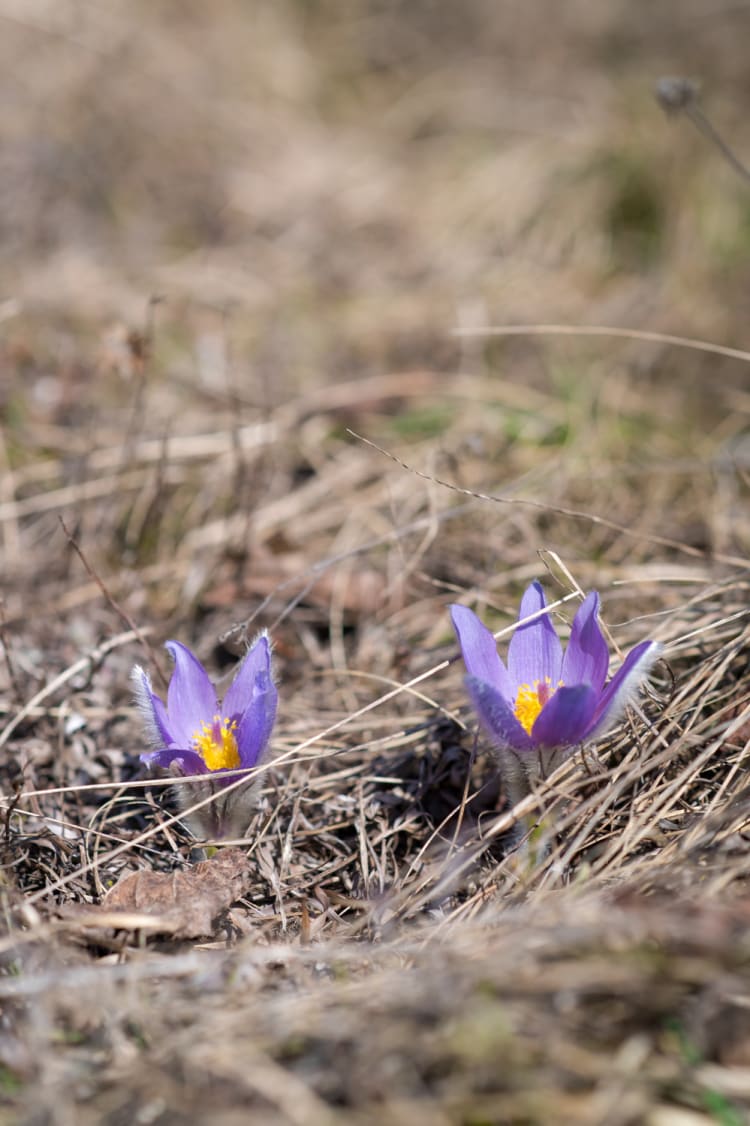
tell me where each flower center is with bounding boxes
[513,678,559,735]
[192,715,240,771]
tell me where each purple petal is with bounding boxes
[531,684,598,748]
[450,604,513,700]
[164,641,218,749]
[151,695,172,745]
[131,665,174,748]
[507,582,563,688]
[223,633,273,720]
[141,747,209,775]
[465,675,533,752]
[218,633,277,770]
[584,640,662,740]
[236,671,278,769]
[561,592,609,693]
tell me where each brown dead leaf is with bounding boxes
[99,848,251,938]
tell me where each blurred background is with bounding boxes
[1,0,749,373]
[1,0,748,639]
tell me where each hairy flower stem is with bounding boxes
[496,748,534,851]
[497,746,567,858]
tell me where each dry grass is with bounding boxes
[1,2,750,1123]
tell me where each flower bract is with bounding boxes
[132,633,277,781]
[450,582,660,753]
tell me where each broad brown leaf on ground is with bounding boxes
[100,848,251,938]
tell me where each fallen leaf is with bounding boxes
[99,848,250,938]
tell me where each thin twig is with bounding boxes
[58,516,167,687]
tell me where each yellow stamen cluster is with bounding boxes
[513,677,558,735]
[192,715,240,771]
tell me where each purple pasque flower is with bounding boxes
[132,633,277,781]
[450,582,660,753]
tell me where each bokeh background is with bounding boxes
[3,0,749,613]
[3,0,750,365]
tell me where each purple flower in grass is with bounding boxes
[132,633,277,838]
[450,582,660,755]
